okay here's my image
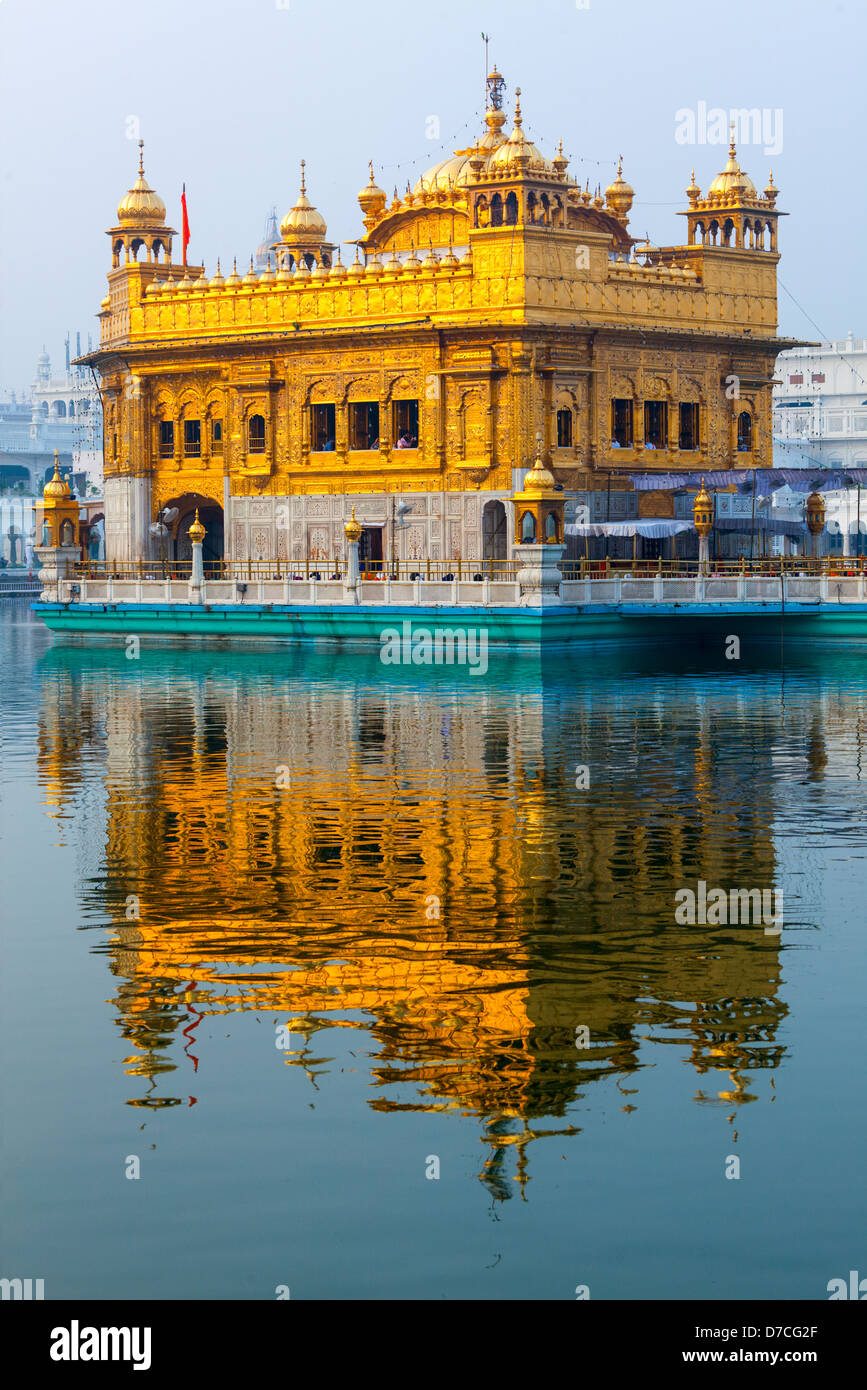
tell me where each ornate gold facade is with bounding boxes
[86,75,794,564]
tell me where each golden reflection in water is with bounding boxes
[37,654,789,1199]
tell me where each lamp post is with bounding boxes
[344,505,362,604]
[188,509,206,603]
[692,477,713,575]
[806,489,825,562]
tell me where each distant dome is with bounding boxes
[117,142,166,225]
[255,208,280,270]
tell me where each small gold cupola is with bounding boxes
[277,161,333,270]
[108,141,176,268]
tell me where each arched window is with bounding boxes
[53,400,66,417]
[60,519,74,546]
[521,511,536,543]
[527,191,537,224]
[475,195,489,228]
[544,511,559,541]
[541,193,550,224]
[722,218,734,247]
[40,402,49,417]
[68,401,75,416]
[490,193,503,227]
[505,191,518,225]
[248,414,266,453]
[737,411,752,452]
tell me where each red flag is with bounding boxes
[181,183,190,266]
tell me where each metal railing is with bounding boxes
[559,556,867,580]
[73,557,521,583]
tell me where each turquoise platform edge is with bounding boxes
[31,600,867,644]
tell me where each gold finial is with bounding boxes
[138,139,145,176]
[368,160,374,182]
[729,120,736,156]
[53,449,61,477]
[300,159,306,195]
[188,508,206,543]
[344,505,362,543]
[514,87,522,127]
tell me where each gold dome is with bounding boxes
[358,162,387,216]
[605,158,634,218]
[117,142,167,225]
[188,509,206,544]
[280,162,327,242]
[43,453,71,499]
[708,137,757,201]
[488,90,554,176]
[344,506,362,543]
[412,89,512,197]
[520,443,557,495]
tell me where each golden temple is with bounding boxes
[37,649,788,1195]
[84,69,792,568]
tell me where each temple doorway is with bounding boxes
[167,494,224,565]
[482,499,507,560]
[359,525,383,574]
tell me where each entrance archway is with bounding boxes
[164,493,224,566]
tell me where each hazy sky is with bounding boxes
[0,0,862,390]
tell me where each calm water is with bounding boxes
[1,602,865,1300]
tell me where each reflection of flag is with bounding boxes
[181,184,190,266]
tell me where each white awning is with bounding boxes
[565,520,695,539]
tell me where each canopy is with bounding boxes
[565,520,695,539]
[628,469,867,495]
[714,517,805,538]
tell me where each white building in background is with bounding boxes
[773,335,867,470]
[30,340,103,491]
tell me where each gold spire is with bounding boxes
[188,508,206,543]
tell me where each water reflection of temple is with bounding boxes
[37,648,793,1198]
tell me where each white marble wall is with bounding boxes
[227,489,514,565]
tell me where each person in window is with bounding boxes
[396,431,412,449]
[370,437,379,450]
[737,439,749,451]
[322,439,335,451]
[611,438,621,449]
[644,440,655,450]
